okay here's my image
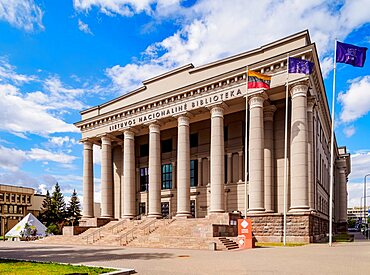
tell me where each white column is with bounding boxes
[290,82,309,211]
[339,168,347,222]
[148,123,162,218]
[101,136,113,218]
[120,145,125,218]
[264,105,276,213]
[177,115,191,217]
[248,94,266,213]
[82,141,94,218]
[238,151,243,182]
[210,106,225,213]
[123,130,136,219]
[307,97,315,210]
[227,153,232,184]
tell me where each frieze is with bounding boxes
[106,84,245,133]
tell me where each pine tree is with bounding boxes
[39,190,53,226]
[51,182,66,231]
[67,189,82,226]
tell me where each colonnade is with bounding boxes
[82,81,344,218]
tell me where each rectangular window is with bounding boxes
[161,164,172,189]
[0,193,3,201]
[5,194,9,202]
[190,160,198,187]
[27,196,31,203]
[190,133,198,148]
[161,139,172,153]
[139,202,146,215]
[140,144,149,157]
[22,195,25,203]
[140,167,149,192]
[11,194,15,202]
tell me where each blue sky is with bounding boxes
[0,0,370,207]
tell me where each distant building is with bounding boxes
[347,206,369,220]
[0,184,45,236]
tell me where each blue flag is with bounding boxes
[336,41,367,67]
[288,57,314,74]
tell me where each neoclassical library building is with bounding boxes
[75,31,350,242]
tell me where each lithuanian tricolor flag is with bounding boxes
[247,70,271,89]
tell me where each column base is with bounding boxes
[209,209,225,214]
[176,212,192,218]
[264,210,274,213]
[122,215,135,219]
[148,213,162,218]
[248,208,265,213]
[289,206,310,213]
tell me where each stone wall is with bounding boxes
[247,212,329,243]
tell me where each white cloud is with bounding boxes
[78,19,93,35]
[0,0,44,31]
[343,125,356,138]
[93,144,101,165]
[349,150,370,181]
[49,136,78,147]
[0,145,27,171]
[0,58,37,84]
[106,63,168,93]
[0,83,78,136]
[104,0,370,92]
[320,57,333,79]
[28,148,76,164]
[73,0,182,17]
[338,76,370,123]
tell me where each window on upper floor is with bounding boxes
[161,163,172,190]
[190,160,198,187]
[161,139,172,153]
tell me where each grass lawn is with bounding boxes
[255,242,306,247]
[0,259,116,275]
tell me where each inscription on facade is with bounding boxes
[108,84,245,132]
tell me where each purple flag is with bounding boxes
[336,41,367,67]
[288,57,314,74]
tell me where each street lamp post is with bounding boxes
[364,174,370,227]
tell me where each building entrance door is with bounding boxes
[161,202,169,217]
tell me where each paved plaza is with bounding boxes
[0,234,370,274]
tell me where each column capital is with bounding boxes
[177,115,190,127]
[83,141,93,150]
[227,152,233,157]
[124,129,135,140]
[249,93,267,109]
[290,80,309,99]
[238,151,243,156]
[149,123,160,133]
[101,135,111,145]
[263,105,277,121]
[307,96,316,112]
[210,105,224,118]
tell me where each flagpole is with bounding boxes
[283,54,289,246]
[329,39,337,247]
[244,66,249,217]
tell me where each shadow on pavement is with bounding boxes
[0,246,174,264]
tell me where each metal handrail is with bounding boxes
[110,214,143,234]
[82,226,106,244]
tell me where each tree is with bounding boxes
[51,182,67,232]
[67,189,82,226]
[39,190,53,226]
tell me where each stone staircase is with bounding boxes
[37,213,239,250]
[218,237,239,250]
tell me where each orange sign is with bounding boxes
[237,218,253,249]
[238,218,252,239]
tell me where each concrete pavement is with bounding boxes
[1,240,370,274]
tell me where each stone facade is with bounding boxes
[75,31,351,243]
